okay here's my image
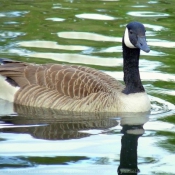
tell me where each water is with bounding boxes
[0,0,175,174]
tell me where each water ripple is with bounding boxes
[4,21,19,25]
[148,85,175,96]
[99,46,166,56]
[127,11,169,17]
[150,96,175,118]
[105,71,175,82]
[58,31,121,42]
[148,1,158,4]
[75,13,116,20]
[10,46,162,68]
[17,41,90,51]
[148,39,175,48]
[25,52,122,66]
[132,5,148,8]
[52,3,72,10]
[0,11,29,18]
[144,24,167,31]
[0,31,25,39]
[45,17,65,22]
[100,0,119,1]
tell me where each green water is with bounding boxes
[0,0,175,174]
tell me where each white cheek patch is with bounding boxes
[124,28,136,48]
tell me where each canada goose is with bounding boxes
[0,21,151,112]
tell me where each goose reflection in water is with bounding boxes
[117,112,149,175]
[0,104,149,175]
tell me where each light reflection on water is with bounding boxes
[144,24,166,31]
[127,11,169,17]
[57,31,122,42]
[18,41,90,51]
[9,50,164,67]
[45,17,65,22]
[0,31,25,39]
[105,71,175,82]
[25,52,122,66]
[0,11,29,18]
[17,39,167,56]
[75,13,116,20]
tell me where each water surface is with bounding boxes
[0,0,175,175]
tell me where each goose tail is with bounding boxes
[0,58,6,65]
[0,58,20,65]
[0,58,20,102]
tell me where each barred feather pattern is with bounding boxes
[0,62,124,112]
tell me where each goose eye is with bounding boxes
[129,30,133,34]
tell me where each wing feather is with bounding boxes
[0,61,124,110]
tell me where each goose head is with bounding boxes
[124,21,150,53]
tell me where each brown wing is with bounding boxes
[0,62,124,109]
[69,65,124,90]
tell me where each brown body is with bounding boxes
[0,61,124,112]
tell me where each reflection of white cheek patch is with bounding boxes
[124,28,136,48]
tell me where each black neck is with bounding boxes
[122,38,145,94]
